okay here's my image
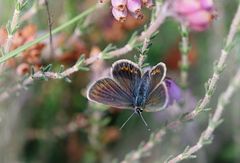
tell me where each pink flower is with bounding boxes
[112,7,128,22]
[110,0,154,21]
[171,0,215,31]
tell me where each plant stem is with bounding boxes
[179,25,190,89]
[167,68,240,163]
[0,4,98,63]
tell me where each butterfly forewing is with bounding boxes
[112,59,141,97]
[144,81,169,112]
[149,62,166,93]
[87,78,133,108]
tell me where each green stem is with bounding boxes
[179,25,190,89]
[0,4,97,63]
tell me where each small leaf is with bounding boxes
[41,64,52,72]
[75,55,86,69]
[150,31,159,40]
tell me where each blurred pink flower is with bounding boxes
[171,0,215,31]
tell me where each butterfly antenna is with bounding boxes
[120,111,136,130]
[137,110,151,131]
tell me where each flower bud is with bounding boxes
[171,0,215,31]
[172,0,200,14]
[186,10,213,31]
[127,0,142,14]
[111,0,127,11]
[112,7,127,22]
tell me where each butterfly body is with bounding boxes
[133,70,151,110]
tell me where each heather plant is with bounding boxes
[0,0,240,163]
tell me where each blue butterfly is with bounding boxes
[87,59,170,130]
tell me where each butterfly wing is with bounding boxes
[144,81,169,112]
[87,78,133,109]
[111,59,141,97]
[149,62,167,93]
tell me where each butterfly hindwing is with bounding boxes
[87,78,133,108]
[149,62,166,93]
[144,81,169,112]
[112,59,141,97]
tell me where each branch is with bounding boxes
[182,3,240,121]
[44,0,54,56]
[0,65,78,102]
[121,130,166,163]
[27,114,88,140]
[120,3,240,163]
[167,68,240,163]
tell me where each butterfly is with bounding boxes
[87,59,170,131]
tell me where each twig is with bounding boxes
[4,0,25,52]
[44,0,54,56]
[138,1,170,41]
[0,65,78,102]
[179,25,190,89]
[138,37,150,67]
[20,2,38,22]
[167,68,240,163]
[119,4,240,163]
[182,3,240,121]
[27,114,88,140]
[121,130,166,163]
